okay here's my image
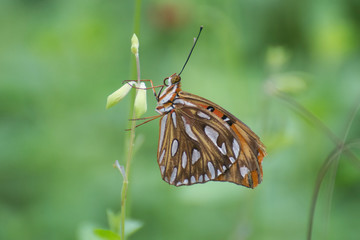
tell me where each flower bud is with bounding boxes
[273,73,308,94]
[131,34,139,55]
[134,82,147,117]
[106,81,136,109]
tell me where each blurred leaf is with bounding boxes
[77,223,105,240]
[312,18,355,63]
[106,209,121,233]
[1,1,360,240]
[133,134,145,154]
[94,229,121,240]
[124,219,143,238]
[106,210,143,238]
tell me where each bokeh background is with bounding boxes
[1,0,360,239]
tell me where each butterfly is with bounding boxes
[135,27,266,188]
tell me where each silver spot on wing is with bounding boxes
[159,149,165,164]
[170,167,177,184]
[220,142,227,155]
[181,152,187,169]
[233,138,240,158]
[198,175,203,182]
[171,139,179,157]
[181,116,198,141]
[171,112,177,128]
[240,166,250,178]
[207,162,215,179]
[192,149,201,164]
[159,115,168,152]
[197,111,211,119]
[205,126,227,155]
[204,126,219,146]
[204,174,210,181]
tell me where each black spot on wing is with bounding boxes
[221,114,233,126]
[207,106,215,112]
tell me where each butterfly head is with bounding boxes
[164,73,181,86]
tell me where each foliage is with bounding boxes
[1,0,359,240]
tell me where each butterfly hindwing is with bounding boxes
[177,91,266,188]
[157,104,242,186]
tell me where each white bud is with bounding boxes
[134,82,147,117]
[131,34,139,55]
[106,81,136,109]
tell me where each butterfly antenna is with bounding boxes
[178,26,203,76]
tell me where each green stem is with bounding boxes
[120,2,142,239]
[133,0,142,36]
[120,111,136,240]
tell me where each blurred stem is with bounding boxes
[307,140,360,240]
[276,92,360,164]
[120,1,142,240]
[275,92,360,240]
[323,99,360,239]
[276,92,339,145]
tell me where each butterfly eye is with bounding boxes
[163,77,169,86]
[171,75,181,84]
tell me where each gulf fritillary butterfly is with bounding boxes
[133,26,266,188]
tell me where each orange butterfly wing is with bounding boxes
[179,91,266,188]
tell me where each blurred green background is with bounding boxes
[1,0,360,239]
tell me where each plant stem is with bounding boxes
[120,112,136,240]
[120,2,142,239]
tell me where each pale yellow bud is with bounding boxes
[266,46,289,71]
[273,73,308,94]
[106,81,136,109]
[134,82,147,117]
[131,34,139,55]
[264,73,309,96]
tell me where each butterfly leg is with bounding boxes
[125,115,162,130]
[122,79,164,99]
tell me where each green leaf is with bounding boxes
[106,209,121,233]
[94,229,122,240]
[106,209,143,238]
[77,223,104,240]
[124,219,143,238]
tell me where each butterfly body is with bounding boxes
[156,73,266,188]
